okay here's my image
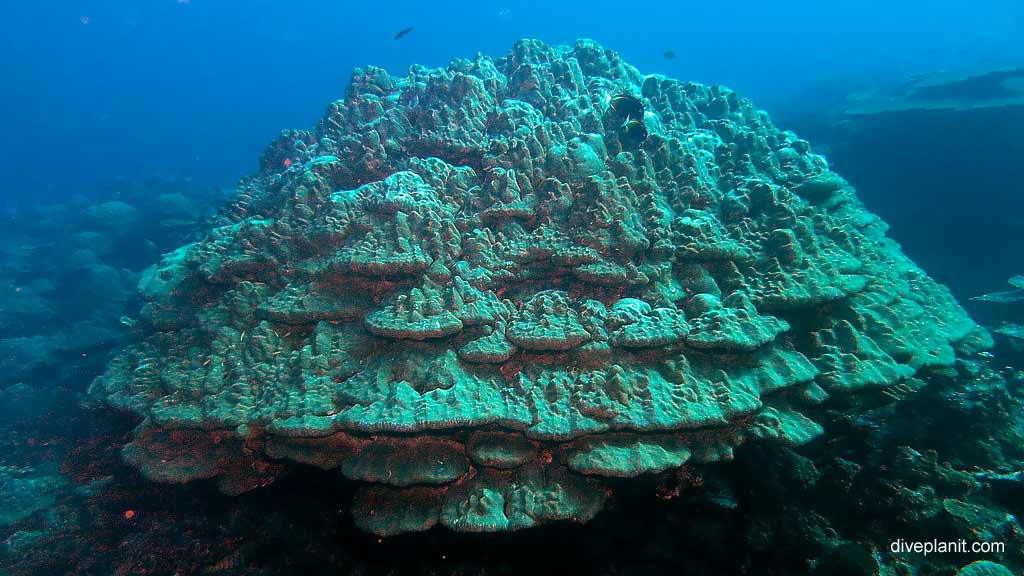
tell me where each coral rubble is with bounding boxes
[90,39,987,535]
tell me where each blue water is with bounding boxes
[2,0,1022,206]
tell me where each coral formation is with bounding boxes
[90,39,985,535]
[0,465,66,528]
[845,68,1024,115]
[0,179,224,430]
[973,275,1024,360]
[957,560,1016,576]
[972,275,1024,304]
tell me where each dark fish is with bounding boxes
[619,118,648,149]
[663,50,676,60]
[393,27,413,40]
[610,94,644,119]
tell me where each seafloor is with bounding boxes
[1,40,1022,576]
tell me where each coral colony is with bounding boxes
[92,40,989,536]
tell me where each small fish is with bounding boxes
[663,50,676,60]
[610,94,644,119]
[619,118,648,149]
[393,27,413,40]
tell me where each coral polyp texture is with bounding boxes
[90,39,987,536]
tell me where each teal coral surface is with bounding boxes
[90,39,985,535]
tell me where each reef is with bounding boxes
[0,178,224,431]
[973,275,1024,364]
[0,179,226,562]
[89,39,990,536]
[972,275,1024,305]
[844,68,1024,116]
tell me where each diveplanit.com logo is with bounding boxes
[890,538,1006,556]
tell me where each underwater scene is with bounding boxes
[2,1,1023,574]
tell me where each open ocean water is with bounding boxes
[1,2,1023,575]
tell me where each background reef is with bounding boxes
[0,40,1020,576]
[0,179,227,568]
[775,69,1024,328]
[0,178,226,431]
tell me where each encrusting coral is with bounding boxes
[89,39,986,536]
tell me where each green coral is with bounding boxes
[956,560,1015,576]
[90,38,985,536]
